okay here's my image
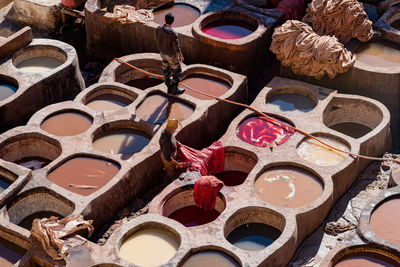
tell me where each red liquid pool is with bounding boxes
[237,116,294,147]
[168,206,220,227]
[202,20,255,39]
[215,170,248,186]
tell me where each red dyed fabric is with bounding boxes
[237,116,295,147]
[276,0,304,20]
[194,176,224,211]
[177,141,224,176]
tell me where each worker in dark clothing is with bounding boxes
[155,12,185,94]
[159,119,190,178]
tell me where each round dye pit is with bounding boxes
[14,157,51,171]
[355,41,400,69]
[119,228,179,267]
[41,112,93,136]
[16,57,63,73]
[18,211,63,230]
[125,77,164,90]
[182,250,240,267]
[392,19,400,31]
[237,116,295,147]
[202,20,256,39]
[0,175,12,194]
[153,4,200,27]
[47,156,120,196]
[179,74,230,100]
[329,122,372,139]
[370,198,400,243]
[334,251,400,267]
[267,93,316,114]
[215,170,248,186]
[0,82,17,101]
[297,136,349,166]
[0,237,25,266]
[168,206,220,227]
[86,94,132,112]
[92,129,151,154]
[254,167,323,208]
[226,223,281,251]
[136,94,194,124]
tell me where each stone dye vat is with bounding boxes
[153,3,200,28]
[374,4,400,45]
[85,1,278,75]
[119,227,179,266]
[41,111,93,136]
[181,250,240,267]
[254,166,324,208]
[281,38,400,148]
[202,20,256,39]
[0,236,26,266]
[179,73,231,100]
[136,93,194,124]
[0,38,84,132]
[47,156,120,196]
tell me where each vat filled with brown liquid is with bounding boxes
[153,3,200,27]
[370,198,400,243]
[86,94,132,111]
[334,251,400,267]
[179,74,230,100]
[329,122,372,139]
[47,156,120,196]
[182,250,240,267]
[41,112,93,136]
[125,77,164,90]
[254,167,323,208]
[136,94,194,124]
[93,129,151,154]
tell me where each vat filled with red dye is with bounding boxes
[237,115,295,147]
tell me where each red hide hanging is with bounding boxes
[194,176,224,211]
[177,141,225,176]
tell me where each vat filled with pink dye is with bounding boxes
[202,20,256,39]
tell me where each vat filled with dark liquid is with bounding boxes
[0,237,25,266]
[125,77,164,90]
[0,175,12,194]
[168,205,220,227]
[14,157,51,171]
[215,170,248,186]
[329,122,372,139]
[226,223,281,251]
[18,211,63,230]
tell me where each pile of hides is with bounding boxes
[108,5,154,24]
[303,0,373,43]
[194,176,224,211]
[270,20,355,79]
[136,0,173,9]
[177,141,225,176]
[30,214,94,260]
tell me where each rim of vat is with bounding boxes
[105,214,190,266]
[161,184,227,224]
[92,119,154,142]
[0,74,20,104]
[11,44,67,72]
[223,146,258,170]
[135,89,197,122]
[0,132,62,167]
[252,161,331,210]
[223,206,286,251]
[80,83,139,108]
[351,38,400,73]
[181,65,234,87]
[387,6,400,25]
[46,153,121,197]
[322,95,387,140]
[6,187,75,229]
[0,162,30,208]
[320,243,400,266]
[151,2,201,28]
[192,9,265,47]
[358,188,400,251]
[265,84,319,110]
[178,245,242,267]
[106,55,163,84]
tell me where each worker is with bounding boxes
[155,12,185,94]
[159,119,190,178]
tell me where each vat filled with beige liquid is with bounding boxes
[119,228,179,266]
[136,93,194,124]
[41,111,93,136]
[16,57,63,73]
[354,40,400,69]
[86,94,132,111]
[254,166,323,208]
[47,156,120,196]
[297,136,349,166]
